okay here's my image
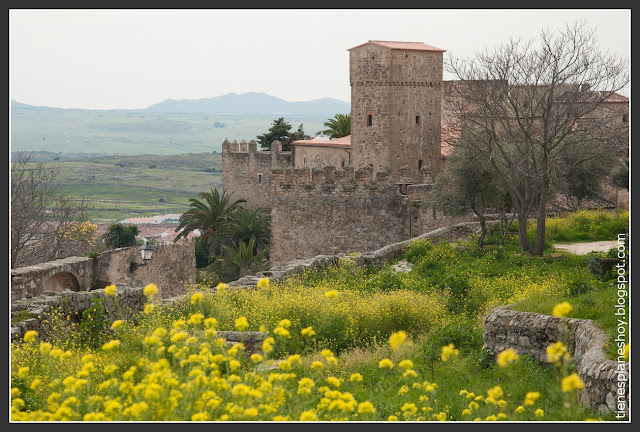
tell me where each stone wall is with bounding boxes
[221,139,292,210]
[292,144,351,170]
[11,242,196,302]
[11,257,95,302]
[269,164,471,266]
[11,284,147,342]
[483,305,629,416]
[92,241,196,299]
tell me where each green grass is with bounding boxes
[17,153,223,221]
[528,209,629,243]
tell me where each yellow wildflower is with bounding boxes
[310,361,324,370]
[300,411,318,421]
[379,358,394,369]
[110,320,123,330]
[216,283,228,294]
[278,319,291,328]
[301,326,316,337]
[325,290,338,298]
[102,339,121,350]
[552,301,573,317]
[496,348,519,367]
[487,386,503,400]
[144,304,155,314]
[190,292,203,305]
[143,283,158,299]
[623,343,629,361]
[441,343,459,361]
[188,313,204,325]
[398,359,414,370]
[191,412,209,421]
[204,317,218,328]
[561,373,584,392]
[327,377,341,388]
[388,415,399,421]
[524,392,540,406]
[235,316,249,331]
[515,406,526,414]
[357,401,376,414]
[350,373,363,382]
[546,341,568,365]
[389,330,407,351]
[104,285,117,296]
[462,409,472,415]
[251,354,263,363]
[257,278,269,288]
[486,415,497,421]
[23,330,37,343]
[535,409,544,417]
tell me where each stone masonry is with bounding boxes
[483,305,629,416]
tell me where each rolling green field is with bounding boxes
[11,106,328,155]
[21,153,224,222]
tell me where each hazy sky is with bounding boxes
[10,9,631,110]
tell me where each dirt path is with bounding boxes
[552,241,620,255]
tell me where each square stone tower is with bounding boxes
[348,40,445,183]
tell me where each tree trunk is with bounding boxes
[517,212,532,253]
[533,166,551,256]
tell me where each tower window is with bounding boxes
[623,114,628,123]
[367,115,372,127]
[415,116,420,125]
[418,160,423,171]
[258,174,262,184]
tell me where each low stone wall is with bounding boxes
[483,305,629,416]
[227,221,482,288]
[11,284,146,342]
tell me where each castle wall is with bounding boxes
[221,139,292,209]
[269,165,469,265]
[350,45,443,182]
[292,145,351,169]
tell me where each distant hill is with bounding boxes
[144,92,351,115]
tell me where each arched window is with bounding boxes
[367,115,372,127]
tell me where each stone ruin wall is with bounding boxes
[269,164,472,266]
[221,139,292,210]
[11,242,196,302]
[484,305,629,416]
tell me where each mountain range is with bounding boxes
[11,92,351,116]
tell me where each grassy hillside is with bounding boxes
[10,106,329,155]
[26,153,223,221]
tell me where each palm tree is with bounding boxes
[103,223,139,249]
[210,207,271,257]
[206,238,269,282]
[174,189,246,243]
[320,113,351,139]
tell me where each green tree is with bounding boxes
[610,158,629,190]
[174,189,246,243]
[433,146,512,248]
[319,113,351,138]
[257,117,293,151]
[556,144,613,210]
[445,21,628,255]
[205,238,269,282]
[210,207,271,257]
[289,124,311,143]
[103,223,139,249]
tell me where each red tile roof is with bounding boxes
[292,135,351,148]
[348,40,446,52]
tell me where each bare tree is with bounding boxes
[444,21,629,255]
[10,153,94,268]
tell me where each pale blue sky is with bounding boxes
[10,9,631,110]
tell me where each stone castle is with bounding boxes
[221,40,629,266]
